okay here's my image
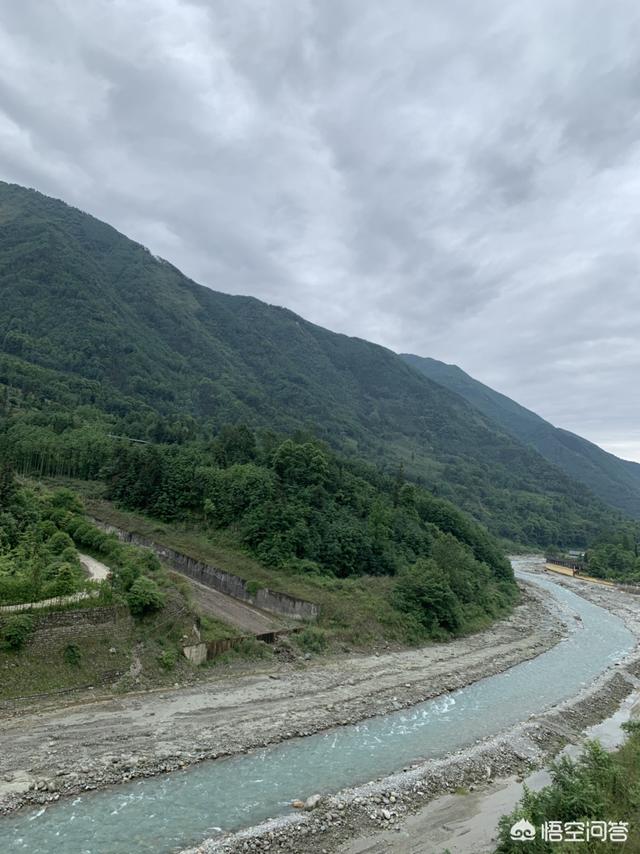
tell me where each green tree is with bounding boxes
[127,575,165,616]
[394,558,463,638]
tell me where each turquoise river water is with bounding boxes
[0,568,634,853]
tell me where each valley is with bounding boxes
[3,0,640,847]
[1,182,640,853]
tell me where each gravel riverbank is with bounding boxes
[0,572,561,816]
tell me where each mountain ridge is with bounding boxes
[0,180,626,545]
[401,353,640,518]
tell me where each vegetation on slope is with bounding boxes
[84,494,515,649]
[496,724,640,852]
[0,181,626,547]
[403,353,640,519]
[0,467,174,616]
[0,468,207,700]
[30,416,513,643]
[0,466,91,605]
[585,529,640,582]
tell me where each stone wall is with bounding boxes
[0,605,132,706]
[93,521,320,621]
[0,591,98,614]
[0,606,130,651]
[0,605,124,631]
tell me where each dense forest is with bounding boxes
[0,181,628,549]
[0,466,88,605]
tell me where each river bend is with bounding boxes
[0,568,633,853]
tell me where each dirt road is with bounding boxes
[0,580,561,813]
[81,546,283,635]
[0,553,109,613]
[185,576,282,634]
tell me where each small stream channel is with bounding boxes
[0,568,634,854]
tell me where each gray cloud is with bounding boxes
[1,0,640,459]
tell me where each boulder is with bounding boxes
[304,793,322,811]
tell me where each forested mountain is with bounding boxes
[0,181,626,546]
[402,354,640,519]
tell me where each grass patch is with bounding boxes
[205,637,274,667]
[293,626,328,655]
[199,614,240,642]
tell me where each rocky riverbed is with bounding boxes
[182,559,640,854]
[0,574,562,816]
[184,666,639,854]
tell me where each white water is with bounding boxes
[0,568,634,853]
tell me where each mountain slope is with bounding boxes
[401,354,640,519]
[0,181,624,545]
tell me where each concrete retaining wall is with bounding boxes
[93,520,320,621]
[183,627,300,664]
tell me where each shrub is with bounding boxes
[47,530,75,555]
[63,643,82,666]
[245,580,261,598]
[60,546,80,565]
[48,563,80,597]
[113,560,141,593]
[1,614,34,650]
[393,558,463,639]
[0,576,37,606]
[50,489,83,515]
[38,520,57,539]
[295,626,328,654]
[158,648,178,670]
[127,576,165,616]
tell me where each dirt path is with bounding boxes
[78,553,110,581]
[0,553,109,613]
[0,578,561,813]
[186,576,282,634]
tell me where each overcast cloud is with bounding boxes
[1,0,640,459]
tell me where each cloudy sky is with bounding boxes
[1,1,640,460]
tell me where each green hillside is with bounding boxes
[402,354,640,519]
[0,181,624,546]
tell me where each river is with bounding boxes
[0,568,634,854]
